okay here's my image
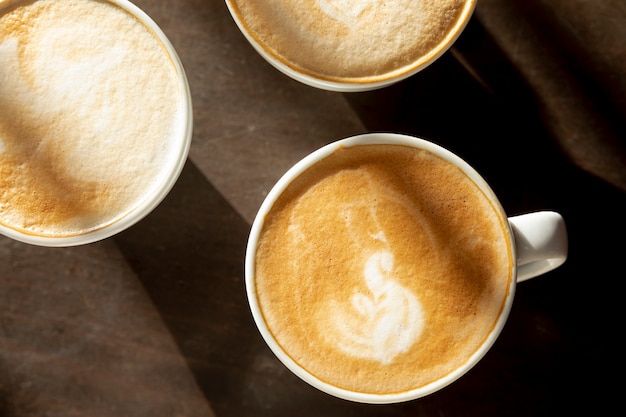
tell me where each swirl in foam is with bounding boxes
[321,199,425,365]
[328,250,425,365]
[0,0,183,237]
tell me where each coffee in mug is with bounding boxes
[0,0,192,246]
[246,133,567,403]
[225,0,477,91]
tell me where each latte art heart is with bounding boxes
[316,0,377,26]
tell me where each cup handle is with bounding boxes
[508,211,568,282]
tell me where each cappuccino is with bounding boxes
[226,0,476,87]
[252,143,513,395]
[0,0,189,241]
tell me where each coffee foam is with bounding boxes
[0,0,183,237]
[228,0,473,82]
[255,145,512,394]
[324,250,425,365]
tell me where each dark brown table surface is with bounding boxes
[1,0,624,416]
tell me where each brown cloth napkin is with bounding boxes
[472,0,626,191]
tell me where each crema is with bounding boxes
[254,144,513,394]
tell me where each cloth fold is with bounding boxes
[473,0,626,191]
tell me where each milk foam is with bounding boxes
[229,0,471,81]
[0,0,183,236]
[316,0,378,27]
[328,250,424,365]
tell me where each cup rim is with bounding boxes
[225,0,477,92]
[0,0,193,247]
[245,133,517,403]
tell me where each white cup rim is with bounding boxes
[246,133,517,403]
[0,0,193,247]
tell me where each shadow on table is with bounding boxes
[113,161,367,417]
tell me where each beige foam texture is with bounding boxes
[0,0,183,237]
[229,0,473,82]
[255,145,513,395]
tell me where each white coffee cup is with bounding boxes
[246,133,567,403]
[0,0,192,247]
[225,0,477,92]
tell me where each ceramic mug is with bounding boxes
[0,0,192,246]
[225,0,477,92]
[245,133,567,403]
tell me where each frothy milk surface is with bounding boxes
[0,0,183,237]
[227,0,474,83]
[255,145,513,394]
